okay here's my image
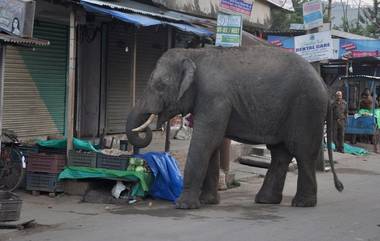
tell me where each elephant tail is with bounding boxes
[326,101,344,192]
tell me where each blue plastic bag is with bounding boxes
[136,152,183,202]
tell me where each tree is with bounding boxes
[360,0,380,38]
[270,0,306,30]
[270,0,331,30]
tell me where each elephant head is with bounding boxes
[126,50,196,148]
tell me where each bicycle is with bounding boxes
[0,129,25,192]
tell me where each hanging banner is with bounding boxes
[268,34,380,60]
[339,39,380,59]
[220,0,254,16]
[294,31,333,62]
[267,35,294,52]
[303,0,323,30]
[216,14,243,47]
[0,0,36,38]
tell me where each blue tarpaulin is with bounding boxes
[136,152,183,202]
[80,1,213,37]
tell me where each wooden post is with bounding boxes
[0,45,6,156]
[132,28,137,107]
[164,27,173,152]
[67,10,77,155]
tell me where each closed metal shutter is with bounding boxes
[105,24,133,134]
[3,21,68,138]
[135,27,167,101]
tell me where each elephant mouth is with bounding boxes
[132,113,157,132]
[131,110,176,133]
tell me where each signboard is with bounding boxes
[0,0,35,38]
[267,35,294,52]
[220,0,254,16]
[289,23,304,30]
[339,39,380,59]
[294,31,333,62]
[303,0,323,30]
[216,14,243,47]
[268,34,379,60]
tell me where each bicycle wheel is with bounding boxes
[0,146,25,191]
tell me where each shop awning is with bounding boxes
[80,1,213,37]
[0,33,50,47]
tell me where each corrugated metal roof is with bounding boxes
[340,75,380,80]
[81,1,213,36]
[81,0,182,22]
[0,33,50,47]
[331,30,375,40]
[266,0,294,11]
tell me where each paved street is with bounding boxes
[1,151,380,241]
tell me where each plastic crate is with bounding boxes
[18,145,39,158]
[96,154,129,170]
[38,147,67,155]
[26,172,63,193]
[0,191,22,222]
[68,150,97,168]
[27,153,66,173]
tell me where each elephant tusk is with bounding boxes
[132,114,157,132]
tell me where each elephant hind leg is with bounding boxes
[255,143,292,204]
[291,142,320,207]
[199,149,220,205]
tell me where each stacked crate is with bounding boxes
[26,152,66,196]
[68,150,97,168]
[96,153,130,170]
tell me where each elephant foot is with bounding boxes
[199,192,220,205]
[175,192,201,209]
[291,195,317,207]
[255,190,282,204]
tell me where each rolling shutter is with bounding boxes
[3,21,68,138]
[105,25,168,134]
[135,27,167,101]
[105,24,133,134]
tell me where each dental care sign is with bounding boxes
[303,0,323,30]
[216,14,243,47]
[294,31,333,62]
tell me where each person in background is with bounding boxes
[333,91,348,153]
[359,88,373,110]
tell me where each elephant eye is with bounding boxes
[154,82,166,91]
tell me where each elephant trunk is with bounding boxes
[126,109,153,148]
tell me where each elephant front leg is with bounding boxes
[199,149,220,205]
[176,112,229,209]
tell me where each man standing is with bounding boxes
[333,91,348,153]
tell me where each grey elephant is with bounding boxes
[126,46,343,209]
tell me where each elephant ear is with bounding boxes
[177,58,196,101]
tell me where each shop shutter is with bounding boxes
[105,24,133,134]
[3,21,68,138]
[135,27,168,101]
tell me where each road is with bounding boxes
[1,152,379,241]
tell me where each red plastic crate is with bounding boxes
[27,153,66,173]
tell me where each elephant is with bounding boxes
[126,45,344,209]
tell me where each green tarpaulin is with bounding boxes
[327,143,368,156]
[37,138,99,152]
[59,166,153,197]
